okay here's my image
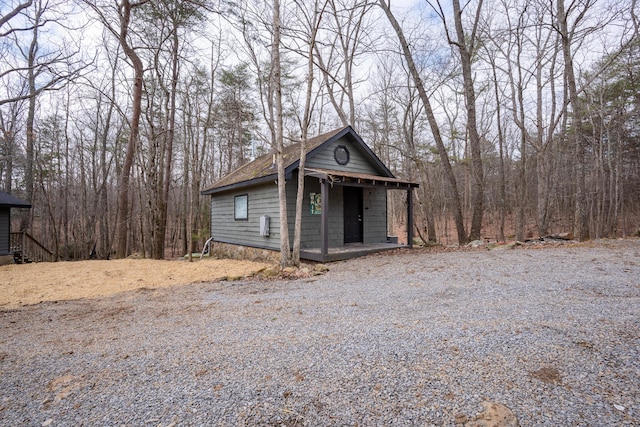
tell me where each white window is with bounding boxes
[234,194,248,220]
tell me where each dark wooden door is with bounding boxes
[343,186,363,243]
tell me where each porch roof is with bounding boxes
[304,168,419,189]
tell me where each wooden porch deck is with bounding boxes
[300,242,406,262]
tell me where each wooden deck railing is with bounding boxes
[10,232,55,263]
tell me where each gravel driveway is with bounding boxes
[1,239,639,426]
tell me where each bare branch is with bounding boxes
[0,0,33,29]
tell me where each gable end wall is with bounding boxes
[306,136,379,175]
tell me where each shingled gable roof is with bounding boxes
[0,190,31,208]
[202,125,394,195]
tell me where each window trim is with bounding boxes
[234,194,249,221]
[334,144,350,165]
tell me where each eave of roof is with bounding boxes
[0,191,31,208]
[305,168,419,188]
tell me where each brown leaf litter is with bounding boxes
[0,258,272,309]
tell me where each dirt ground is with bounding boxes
[0,257,273,310]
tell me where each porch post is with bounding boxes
[321,179,329,257]
[407,187,413,248]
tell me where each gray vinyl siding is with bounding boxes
[210,183,281,250]
[285,175,343,249]
[306,136,379,175]
[327,187,344,246]
[0,208,9,255]
[211,177,345,252]
[363,188,388,243]
[285,177,309,248]
[285,174,386,248]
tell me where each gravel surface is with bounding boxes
[1,239,639,426]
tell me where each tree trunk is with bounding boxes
[490,56,506,242]
[273,0,291,267]
[22,1,41,232]
[151,21,179,260]
[0,106,20,193]
[293,1,324,265]
[451,0,484,241]
[114,0,145,258]
[379,0,467,244]
[557,0,589,241]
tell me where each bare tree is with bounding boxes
[83,0,149,257]
[77,36,124,259]
[182,39,223,258]
[0,0,80,108]
[272,0,292,267]
[133,0,206,259]
[426,0,485,241]
[554,0,615,240]
[378,0,468,244]
[0,1,33,31]
[291,0,327,265]
[0,0,83,235]
[314,0,375,127]
[0,100,25,192]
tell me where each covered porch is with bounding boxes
[300,241,406,262]
[303,168,419,262]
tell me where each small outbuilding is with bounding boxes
[201,126,419,262]
[0,191,31,264]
